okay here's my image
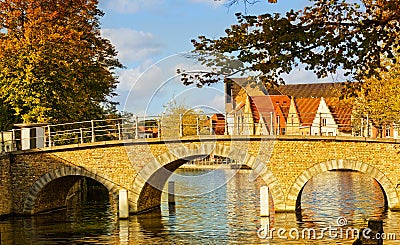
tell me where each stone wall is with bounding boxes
[267,139,400,211]
[1,136,400,217]
[0,154,12,217]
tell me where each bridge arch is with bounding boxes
[131,142,285,213]
[287,159,400,211]
[23,166,120,215]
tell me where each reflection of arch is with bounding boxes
[287,159,399,211]
[131,143,284,213]
[23,166,120,215]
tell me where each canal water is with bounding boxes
[1,168,400,244]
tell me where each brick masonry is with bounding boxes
[0,154,12,216]
[0,136,400,217]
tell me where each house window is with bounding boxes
[281,128,286,135]
[291,115,294,125]
[321,118,327,127]
[386,127,391,137]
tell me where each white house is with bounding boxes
[310,98,339,136]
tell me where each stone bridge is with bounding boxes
[1,135,400,217]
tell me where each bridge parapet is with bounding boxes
[0,111,390,154]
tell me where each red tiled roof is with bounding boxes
[294,98,321,126]
[211,113,225,135]
[211,113,225,121]
[325,98,353,132]
[250,95,290,126]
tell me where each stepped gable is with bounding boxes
[268,82,344,98]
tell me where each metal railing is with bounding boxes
[0,112,391,153]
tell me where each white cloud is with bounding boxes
[101,28,161,64]
[210,94,225,111]
[280,65,348,84]
[115,53,228,115]
[103,0,164,13]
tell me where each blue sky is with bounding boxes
[98,0,346,116]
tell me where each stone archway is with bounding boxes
[286,159,400,211]
[23,166,120,215]
[130,142,285,214]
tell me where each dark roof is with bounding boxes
[227,78,268,96]
[268,82,345,98]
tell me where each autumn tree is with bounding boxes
[0,0,123,127]
[0,103,17,130]
[351,53,400,135]
[179,0,399,88]
[160,100,207,138]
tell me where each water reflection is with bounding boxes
[0,169,399,244]
[299,171,387,228]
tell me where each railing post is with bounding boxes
[366,114,369,137]
[235,112,239,135]
[135,116,139,139]
[179,114,183,137]
[157,118,161,138]
[1,131,4,153]
[91,120,95,142]
[224,112,228,135]
[360,116,364,137]
[270,112,274,135]
[47,125,52,147]
[117,123,121,140]
[196,115,200,136]
[11,129,16,151]
[276,115,280,135]
[319,112,322,136]
[80,128,84,144]
[210,116,213,135]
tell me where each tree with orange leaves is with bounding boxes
[0,0,123,126]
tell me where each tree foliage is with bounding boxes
[352,53,400,129]
[224,0,277,11]
[179,0,399,88]
[0,103,17,130]
[160,100,207,138]
[0,0,123,127]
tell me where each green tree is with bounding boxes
[0,103,18,130]
[179,0,399,88]
[160,100,206,138]
[352,54,400,135]
[0,0,123,127]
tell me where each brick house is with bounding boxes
[225,78,353,136]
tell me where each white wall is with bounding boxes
[311,98,338,136]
